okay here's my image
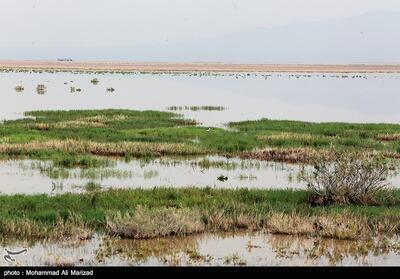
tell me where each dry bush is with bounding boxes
[302,150,397,205]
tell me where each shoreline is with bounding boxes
[1,60,400,73]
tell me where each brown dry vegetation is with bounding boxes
[0,213,92,242]
[106,207,205,239]
[240,147,325,164]
[105,210,400,241]
[0,139,206,157]
[375,134,400,142]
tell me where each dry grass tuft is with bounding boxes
[106,207,205,239]
[0,139,205,157]
[26,123,50,130]
[0,213,92,241]
[375,134,400,142]
[241,147,324,164]
[267,212,373,240]
[258,133,331,143]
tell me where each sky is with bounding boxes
[1,0,400,48]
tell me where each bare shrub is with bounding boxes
[302,150,397,206]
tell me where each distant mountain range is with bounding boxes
[1,11,400,63]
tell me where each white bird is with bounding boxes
[206,128,211,132]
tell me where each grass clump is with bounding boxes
[90,78,99,85]
[51,154,113,168]
[267,212,369,240]
[36,84,46,95]
[14,85,24,92]
[0,213,92,242]
[302,150,397,206]
[106,206,205,239]
[84,182,102,192]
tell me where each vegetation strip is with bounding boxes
[0,188,399,242]
[0,109,400,164]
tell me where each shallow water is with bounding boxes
[1,232,399,266]
[0,156,399,195]
[1,71,400,127]
[0,156,306,195]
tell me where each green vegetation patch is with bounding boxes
[0,110,400,163]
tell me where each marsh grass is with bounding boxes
[0,140,206,159]
[106,207,205,239]
[1,110,400,162]
[0,213,92,242]
[1,188,399,241]
[84,182,102,192]
[375,134,400,142]
[41,166,133,180]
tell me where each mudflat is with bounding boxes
[1,60,400,73]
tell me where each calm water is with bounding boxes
[0,156,305,195]
[2,232,399,266]
[0,156,399,195]
[1,71,399,127]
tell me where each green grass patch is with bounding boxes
[0,110,400,161]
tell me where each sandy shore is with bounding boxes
[1,60,400,73]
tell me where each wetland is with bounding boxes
[0,69,400,266]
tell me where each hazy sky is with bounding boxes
[1,0,400,47]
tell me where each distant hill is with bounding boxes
[1,11,400,63]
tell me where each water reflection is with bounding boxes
[2,232,399,266]
[0,156,399,195]
[0,156,305,195]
